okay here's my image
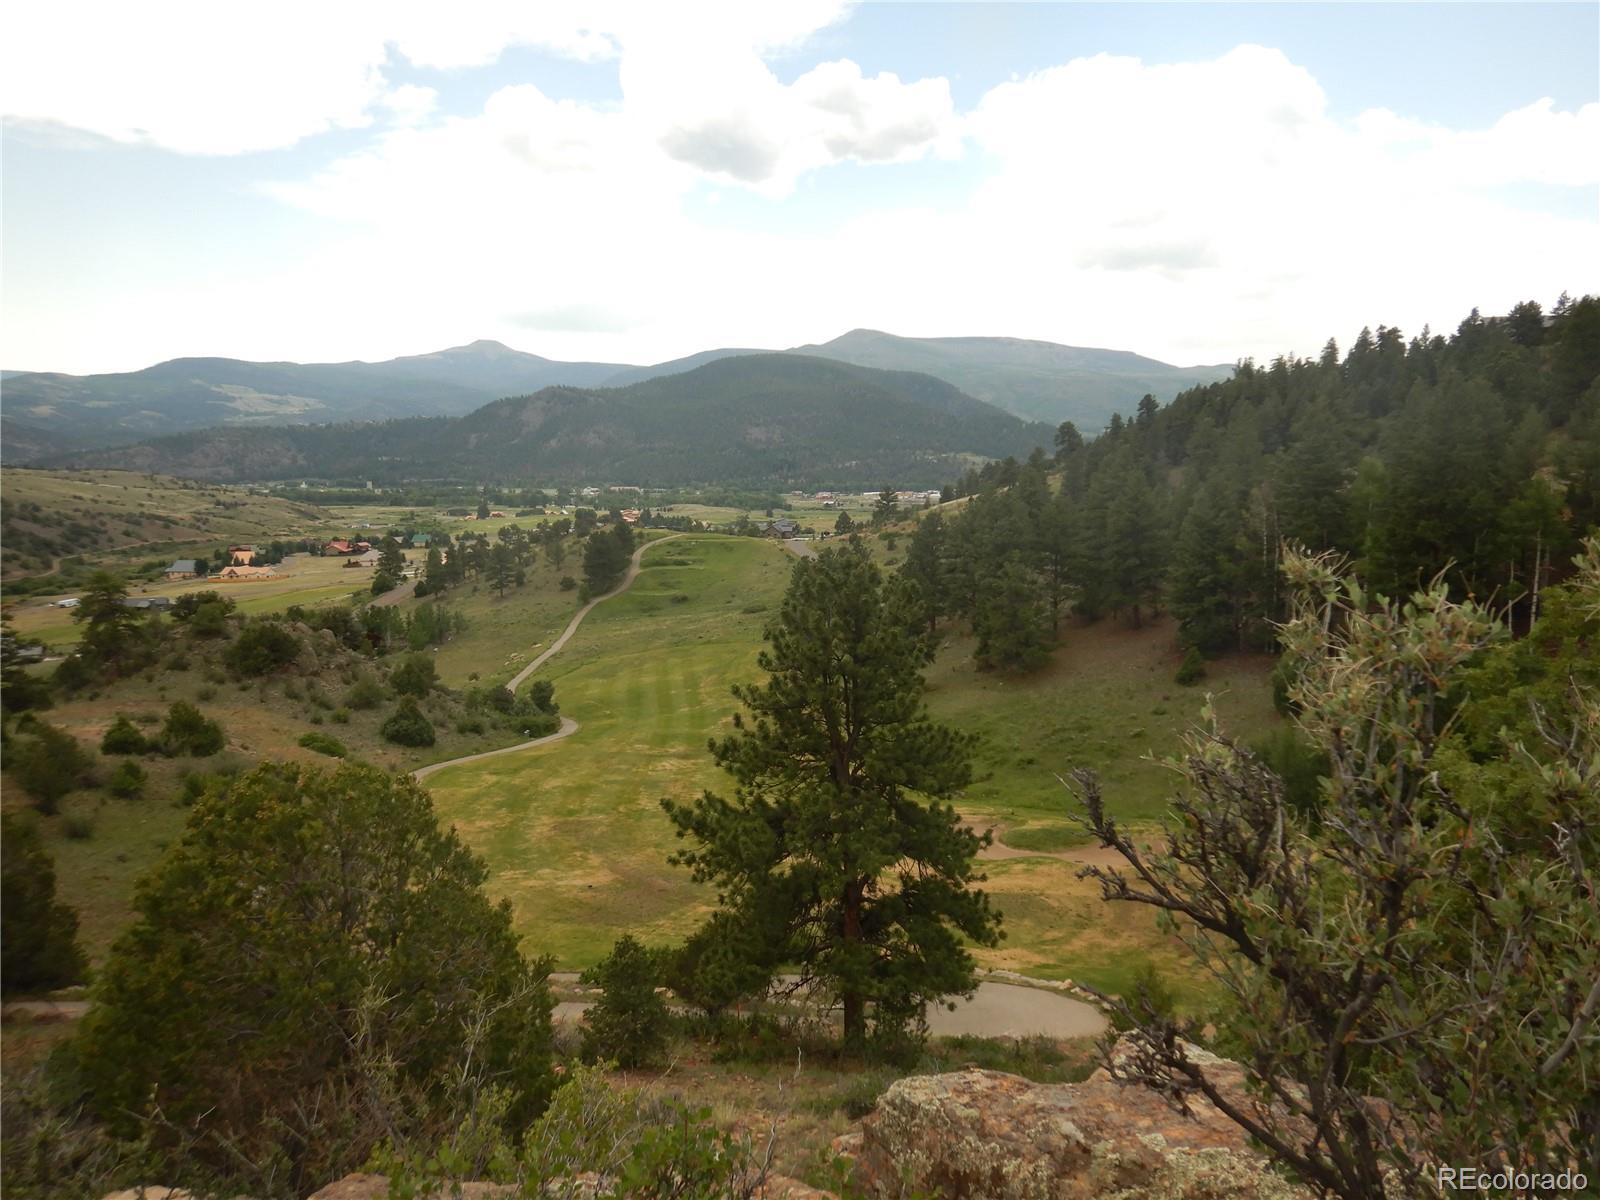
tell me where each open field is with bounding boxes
[422,534,1277,1001]
[1,469,335,579]
[6,550,390,648]
[423,534,792,964]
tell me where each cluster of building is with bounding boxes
[808,490,941,509]
[163,545,277,583]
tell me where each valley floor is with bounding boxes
[421,532,1281,1001]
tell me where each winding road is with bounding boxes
[410,534,683,783]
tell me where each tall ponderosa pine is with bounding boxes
[662,542,1000,1046]
[974,555,1053,672]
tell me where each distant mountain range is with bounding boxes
[46,354,1057,489]
[0,332,1229,462]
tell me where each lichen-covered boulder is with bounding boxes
[849,1068,1307,1200]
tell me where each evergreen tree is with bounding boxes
[10,721,92,814]
[488,543,514,597]
[77,761,554,1191]
[662,542,1000,1047]
[378,536,406,577]
[1,812,87,993]
[871,486,899,527]
[900,511,948,633]
[834,510,855,535]
[579,935,671,1069]
[1054,419,1084,460]
[974,555,1053,672]
[73,571,143,666]
[581,523,635,594]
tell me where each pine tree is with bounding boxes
[488,543,514,597]
[73,571,143,666]
[662,542,1000,1047]
[974,555,1052,672]
[901,511,948,632]
[872,486,899,527]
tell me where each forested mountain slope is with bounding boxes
[793,329,1231,428]
[0,340,628,457]
[912,297,1600,663]
[49,354,1054,487]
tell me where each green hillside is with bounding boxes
[52,354,1055,488]
[794,329,1231,429]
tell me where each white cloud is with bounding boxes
[1,27,1593,375]
[0,1,867,157]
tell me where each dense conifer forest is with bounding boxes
[923,297,1600,662]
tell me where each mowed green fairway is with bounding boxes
[424,534,1279,1001]
[422,535,792,967]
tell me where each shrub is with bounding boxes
[1174,645,1206,686]
[63,814,95,840]
[455,718,485,735]
[223,621,301,676]
[580,935,671,1069]
[108,760,147,799]
[390,653,438,698]
[330,707,351,725]
[381,699,435,747]
[344,675,385,711]
[297,731,347,758]
[161,701,225,757]
[189,600,232,637]
[559,576,577,591]
[100,714,149,755]
[172,591,235,621]
[1,813,87,993]
[664,915,770,1019]
[196,684,217,701]
[76,761,555,1194]
[10,722,92,814]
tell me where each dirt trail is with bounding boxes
[411,534,682,783]
[781,537,818,559]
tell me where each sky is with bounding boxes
[2,1,1596,377]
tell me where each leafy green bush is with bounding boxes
[62,814,95,840]
[389,653,437,698]
[1175,645,1206,686]
[380,698,435,747]
[1,812,87,993]
[100,714,149,755]
[580,935,671,1069]
[161,701,225,757]
[559,576,577,591]
[108,760,147,799]
[223,621,301,676]
[10,722,92,814]
[330,707,351,725]
[297,731,347,758]
[344,675,385,710]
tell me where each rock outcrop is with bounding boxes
[304,1171,832,1199]
[839,1058,1308,1200]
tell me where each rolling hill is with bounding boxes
[791,330,1232,429]
[47,354,1054,488]
[1,333,1229,461]
[0,340,627,458]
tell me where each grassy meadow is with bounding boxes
[422,532,1279,1001]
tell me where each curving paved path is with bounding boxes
[411,534,683,783]
[506,534,684,691]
